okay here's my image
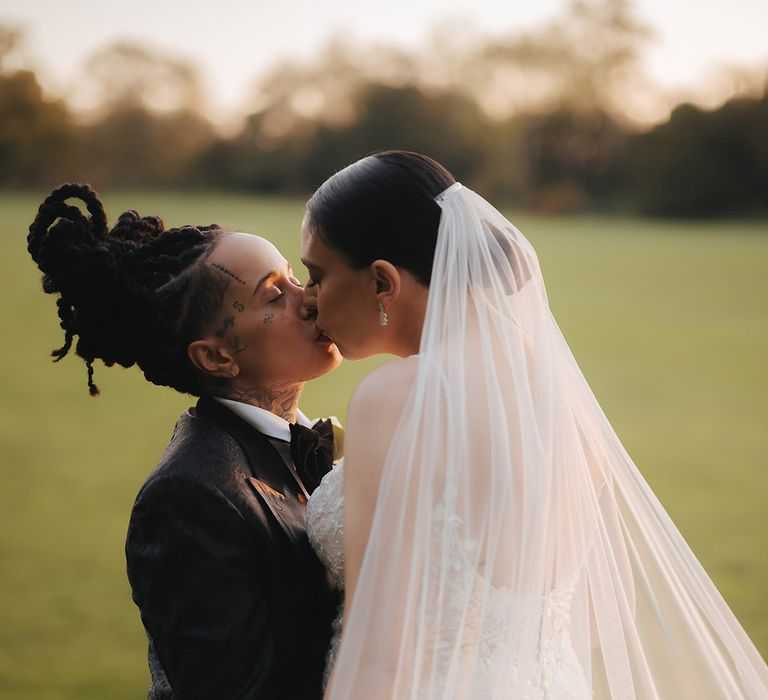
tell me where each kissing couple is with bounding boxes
[28,151,768,698]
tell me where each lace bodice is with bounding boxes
[307,462,345,589]
[419,501,591,698]
[306,462,345,687]
[306,463,590,698]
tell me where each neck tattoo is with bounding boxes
[226,382,302,422]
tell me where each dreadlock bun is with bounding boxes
[27,183,227,396]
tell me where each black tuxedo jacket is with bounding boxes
[125,397,338,699]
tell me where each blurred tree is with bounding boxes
[247,39,368,133]
[80,41,203,114]
[0,25,73,186]
[2,15,766,217]
[624,89,768,216]
[199,83,489,193]
[467,0,651,119]
[0,31,216,189]
[0,69,73,186]
[82,106,214,188]
[196,112,316,193]
[522,108,625,212]
[304,83,488,188]
[0,24,22,73]
[70,40,214,188]
[230,1,647,208]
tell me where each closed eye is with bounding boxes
[300,259,323,289]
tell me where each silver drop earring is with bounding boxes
[378,300,389,327]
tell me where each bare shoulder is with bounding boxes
[348,355,420,422]
[343,355,420,483]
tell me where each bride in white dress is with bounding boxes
[303,151,768,699]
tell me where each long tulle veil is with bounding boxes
[327,183,768,698]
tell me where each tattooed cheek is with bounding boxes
[215,315,235,338]
[229,335,248,354]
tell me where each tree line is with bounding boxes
[1,4,766,217]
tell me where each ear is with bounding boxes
[187,339,239,379]
[370,259,401,307]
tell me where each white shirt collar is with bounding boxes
[214,397,313,442]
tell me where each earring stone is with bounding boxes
[378,301,389,327]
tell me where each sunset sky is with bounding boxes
[2,0,766,125]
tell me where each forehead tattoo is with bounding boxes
[209,263,247,285]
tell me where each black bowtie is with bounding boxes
[289,419,335,495]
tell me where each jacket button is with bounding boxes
[297,493,307,503]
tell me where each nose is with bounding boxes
[299,303,317,322]
[301,283,318,321]
[298,286,317,322]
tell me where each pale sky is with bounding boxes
[2,0,767,125]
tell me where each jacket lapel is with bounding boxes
[194,397,307,541]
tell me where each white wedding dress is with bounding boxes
[307,460,592,699]
[307,183,768,698]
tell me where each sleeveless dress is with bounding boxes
[306,461,591,698]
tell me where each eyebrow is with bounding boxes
[252,271,275,297]
[251,263,294,297]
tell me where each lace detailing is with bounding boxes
[307,461,345,589]
[307,464,590,699]
[307,462,345,686]
[418,501,591,699]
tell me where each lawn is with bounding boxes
[1,190,766,698]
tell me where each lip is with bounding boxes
[314,325,333,343]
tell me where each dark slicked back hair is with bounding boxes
[305,150,456,286]
[27,183,228,396]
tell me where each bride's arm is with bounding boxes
[325,357,418,698]
[340,383,382,615]
[342,356,417,618]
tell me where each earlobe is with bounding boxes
[187,340,238,378]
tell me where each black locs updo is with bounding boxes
[27,183,227,396]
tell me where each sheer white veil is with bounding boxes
[327,183,768,698]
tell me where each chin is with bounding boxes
[335,337,381,361]
[336,346,366,361]
[327,346,343,369]
[309,345,343,377]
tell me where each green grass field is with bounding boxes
[1,190,766,698]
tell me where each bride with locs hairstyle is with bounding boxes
[27,184,342,699]
[301,151,768,698]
